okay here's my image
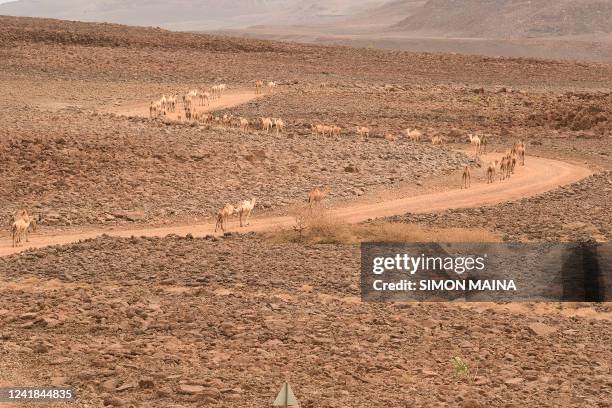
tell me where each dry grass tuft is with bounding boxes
[269,208,356,244]
[267,207,499,245]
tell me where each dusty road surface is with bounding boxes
[106,89,264,119]
[0,154,591,257]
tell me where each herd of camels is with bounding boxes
[10,81,527,243]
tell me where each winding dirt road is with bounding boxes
[0,153,592,257]
[106,89,265,119]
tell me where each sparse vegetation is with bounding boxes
[451,356,474,382]
[267,208,499,244]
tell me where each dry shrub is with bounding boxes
[267,208,499,245]
[270,207,356,244]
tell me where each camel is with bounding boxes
[239,117,249,132]
[405,129,422,142]
[516,141,526,165]
[273,118,285,134]
[486,160,498,183]
[322,125,333,137]
[499,156,509,181]
[261,117,273,132]
[311,124,325,136]
[255,80,263,94]
[210,84,226,99]
[149,100,165,118]
[468,134,481,155]
[210,85,218,99]
[218,84,227,97]
[461,166,471,189]
[480,134,488,154]
[267,81,277,91]
[331,125,341,137]
[165,95,176,112]
[510,153,517,174]
[11,213,37,247]
[214,204,235,233]
[223,114,234,126]
[236,198,256,227]
[356,126,370,139]
[187,90,198,101]
[183,94,194,110]
[199,91,210,106]
[308,187,328,209]
[431,135,443,145]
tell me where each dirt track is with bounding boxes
[106,89,264,119]
[0,153,592,257]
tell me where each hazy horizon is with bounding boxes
[1,0,610,61]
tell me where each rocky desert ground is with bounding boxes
[0,16,611,407]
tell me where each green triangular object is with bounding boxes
[272,382,298,407]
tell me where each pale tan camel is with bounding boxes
[255,80,263,94]
[468,134,481,155]
[308,187,329,209]
[480,134,488,153]
[273,118,285,134]
[311,124,325,136]
[516,141,526,165]
[499,156,510,180]
[486,160,498,184]
[331,125,341,137]
[261,117,273,132]
[461,166,471,189]
[215,204,235,233]
[404,129,422,142]
[11,214,37,247]
[236,198,256,227]
[356,126,370,139]
[239,118,249,132]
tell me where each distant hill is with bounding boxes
[2,0,611,61]
[0,0,386,30]
[340,0,427,29]
[2,0,610,38]
[391,0,612,38]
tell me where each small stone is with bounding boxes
[103,396,126,406]
[100,379,119,392]
[528,322,556,336]
[31,343,49,353]
[50,377,68,387]
[177,384,205,395]
[504,377,524,386]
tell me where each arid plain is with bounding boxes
[0,16,611,407]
